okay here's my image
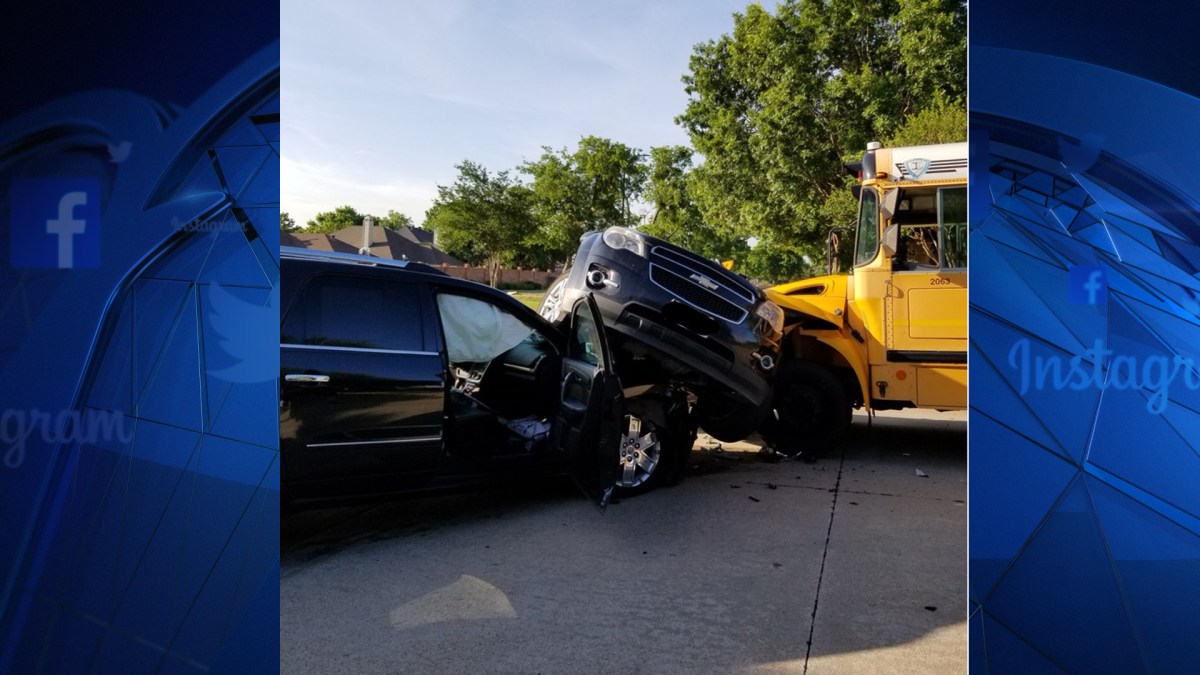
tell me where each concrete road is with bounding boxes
[281,409,966,674]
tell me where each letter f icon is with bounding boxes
[46,191,88,269]
[1070,265,1108,304]
[1085,271,1103,304]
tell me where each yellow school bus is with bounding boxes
[764,141,967,456]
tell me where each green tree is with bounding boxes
[379,209,414,230]
[522,136,648,264]
[897,0,968,106]
[573,135,647,229]
[641,145,746,262]
[522,147,591,264]
[306,205,363,233]
[885,90,966,146]
[677,0,966,282]
[424,161,536,287]
[280,211,298,232]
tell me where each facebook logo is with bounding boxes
[1069,265,1108,304]
[9,178,102,269]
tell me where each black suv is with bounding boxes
[539,227,783,441]
[279,247,692,507]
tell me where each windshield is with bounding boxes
[853,188,880,267]
[888,185,968,270]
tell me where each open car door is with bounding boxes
[554,293,624,507]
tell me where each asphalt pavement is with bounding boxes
[281,408,967,674]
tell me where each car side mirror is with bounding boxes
[881,224,899,259]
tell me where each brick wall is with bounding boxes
[434,265,560,288]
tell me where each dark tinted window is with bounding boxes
[570,300,604,367]
[282,274,424,351]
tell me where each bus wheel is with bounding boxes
[770,362,850,458]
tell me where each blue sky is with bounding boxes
[282,0,751,228]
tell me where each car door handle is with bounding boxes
[285,373,330,384]
[561,370,578,401]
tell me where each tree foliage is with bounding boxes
[522,147,590,263]
[573,135,647,229]
[379,209,414,230]
[280,212,298,232]
[641,145,747,262]
[424,161,536,287]
[885,90,966,146]
[302,206,419,234]
[523,136,648,264]
[305,205,364,233]
[677,0,966,281]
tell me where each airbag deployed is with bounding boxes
[437,294,533,363]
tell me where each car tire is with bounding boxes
[617,391,695,494]
[695,391,770,442]
[766,361,851,457]
[538,269,572,324]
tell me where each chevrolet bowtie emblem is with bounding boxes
[690,273,720,290]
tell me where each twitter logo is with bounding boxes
[107,140,133,163]
[1058,133,1103,173]
[205,282,279,383]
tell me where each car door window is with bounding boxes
[569,301,603,367]
[282,275,423,351]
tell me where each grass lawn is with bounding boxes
[509,290,545,310]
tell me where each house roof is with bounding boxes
[281,225,461,265]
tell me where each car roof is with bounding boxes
[281,245,447,276]
[281,246,563,336]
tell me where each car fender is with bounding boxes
[766,281,872,409]
[764,278,848,331]
[808,330,872,410]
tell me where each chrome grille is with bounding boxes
[649,246,755,302]
[648,246,752,323]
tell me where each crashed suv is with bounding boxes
[540,226,784,441]
[280,247,694,507]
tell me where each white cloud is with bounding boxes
[280,155,438,226]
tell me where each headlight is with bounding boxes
[601,226,646,256]
[755,301,784,334]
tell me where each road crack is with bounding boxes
[803,447,846,674]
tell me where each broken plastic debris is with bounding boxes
[915,469,929,478]
[748,496,760,503]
